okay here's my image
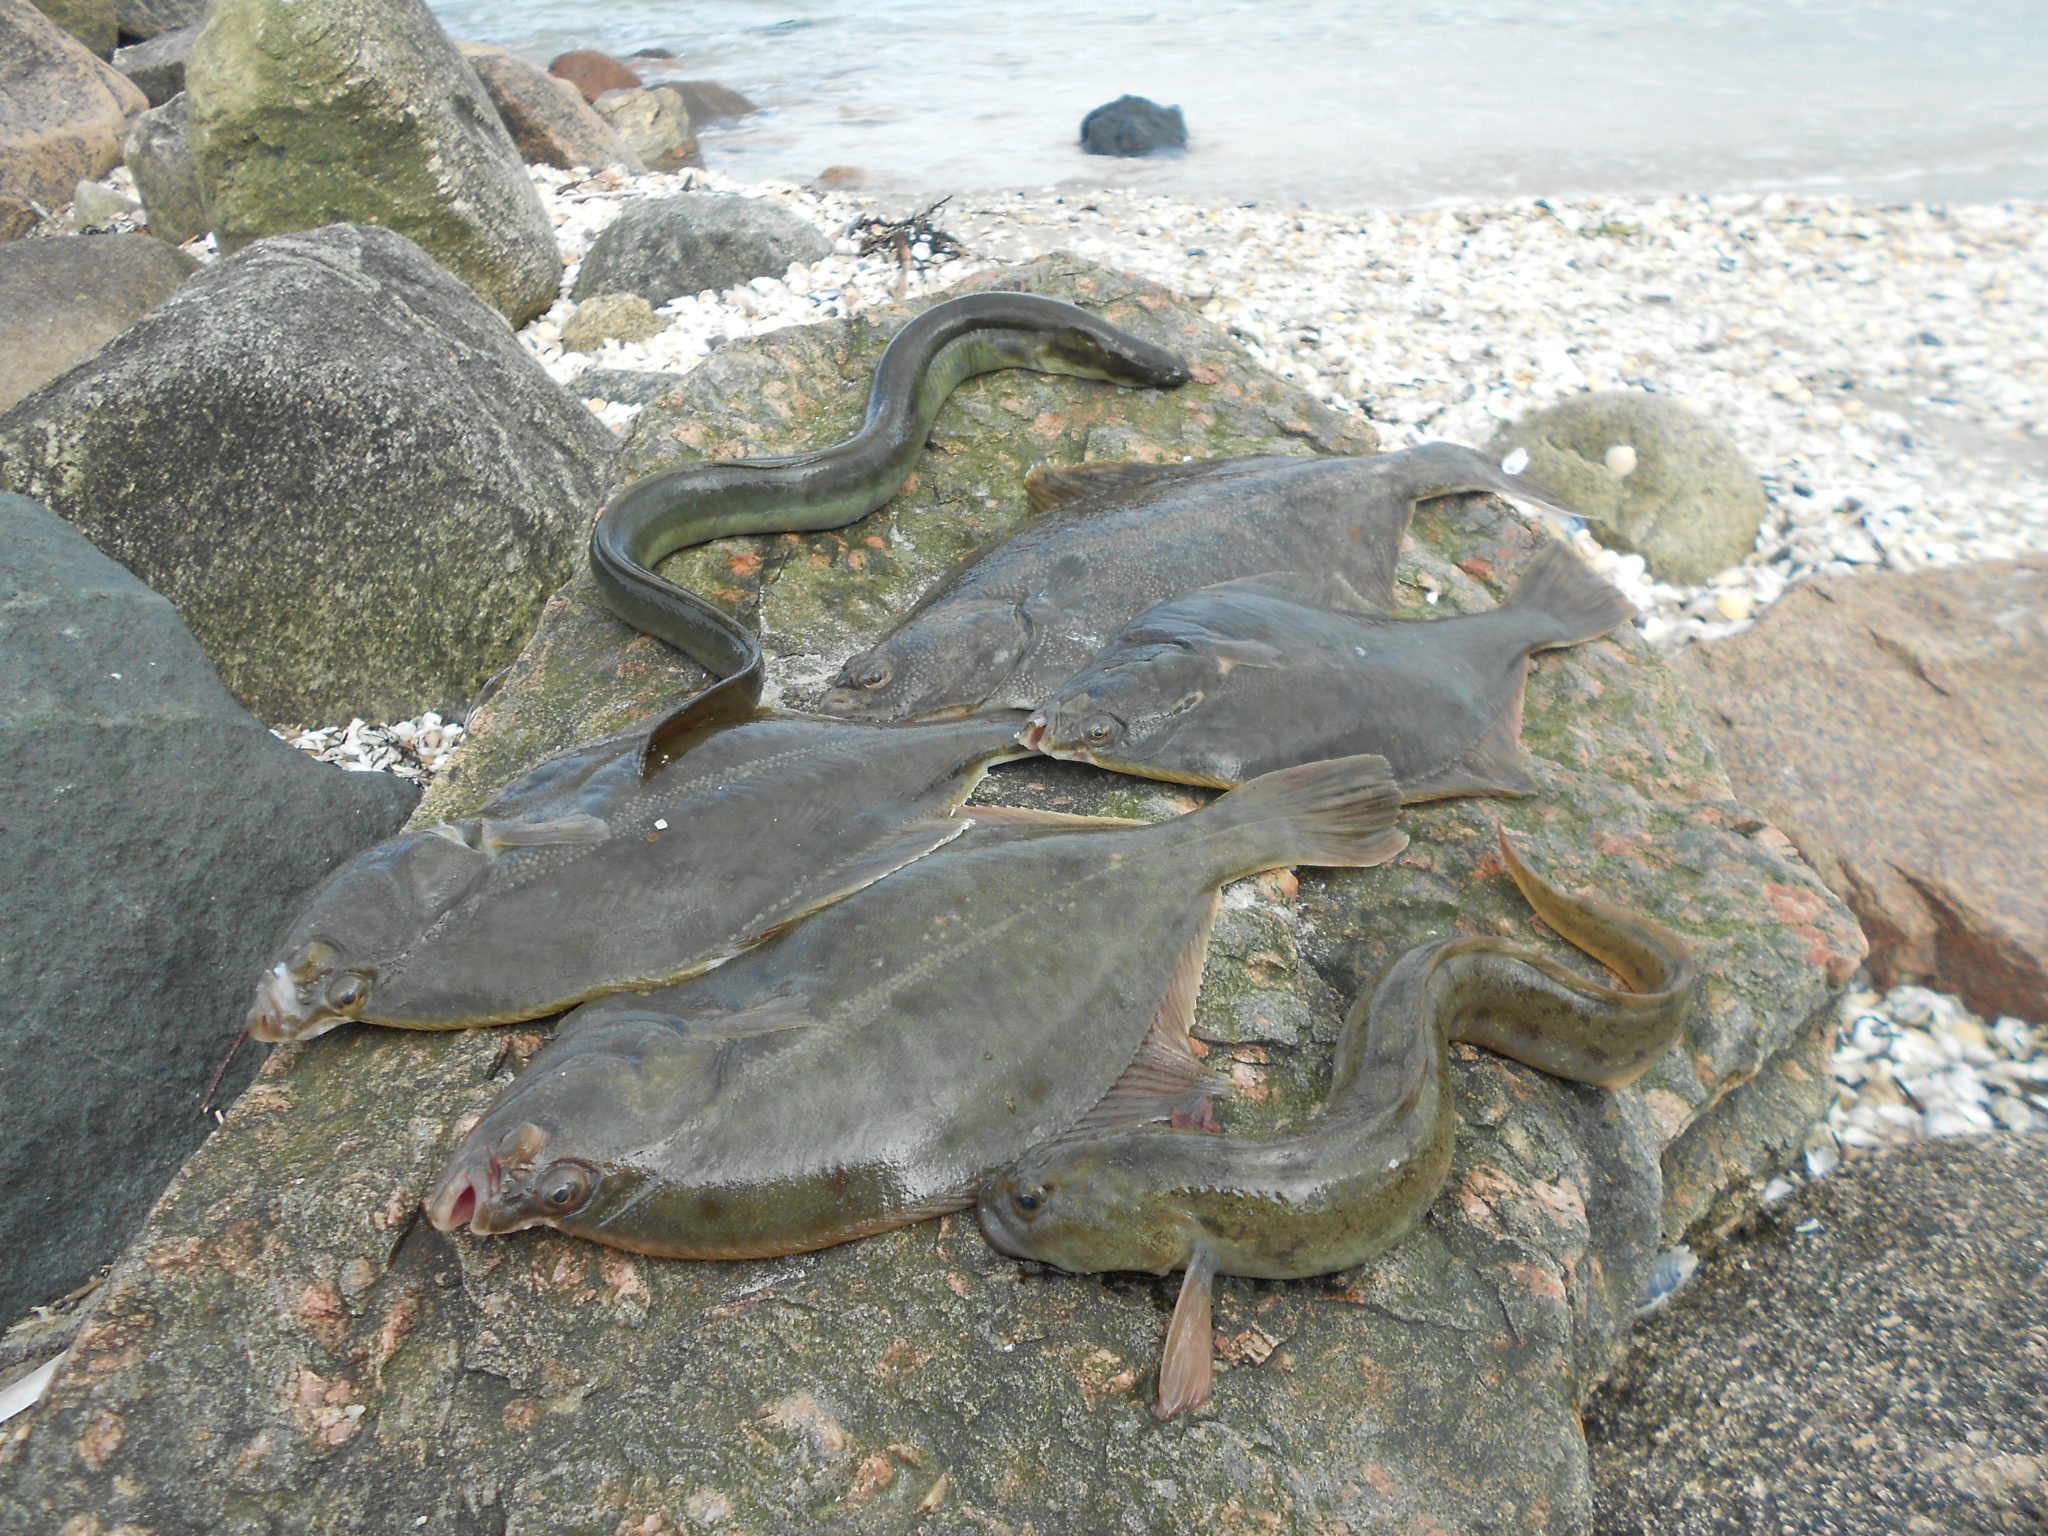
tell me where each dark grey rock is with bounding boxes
[0,231,196,410]
[109,0,198,41]
[0,259,1864,1536]
[1590,1135,2048,1535]
[1080,93,1188,157]
[457,41,642,173]
[0,222,618,722]
[0,494,417,1323]
[110,18,190,103]
[671,78,755,124]
[1487,391,1769,584]
[122,90,203,244]
[572,189,831,305]
[575,366,688,406]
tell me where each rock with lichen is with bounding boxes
[0,259,1861,1536]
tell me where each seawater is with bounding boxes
[428,0,2048,207]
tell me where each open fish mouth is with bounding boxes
[1018,715,1048,752]
[424,1147,500,1235]
[246,963,342,1044]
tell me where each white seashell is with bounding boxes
[1500,446,1530,476]
[1604,443,1637,479]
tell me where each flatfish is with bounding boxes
[979,830,1698,1418]
[247,712,1033,1041]
[423,755,1409,1256]
[815,442,1582,722]
[1026,540,1633,799]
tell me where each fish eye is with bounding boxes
[536,1161,593,1212]
[856,661,891,690]
[324,972,370,1012]
[1083,715,1120,745]
[1012,1182,1048,1215]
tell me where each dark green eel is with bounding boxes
[977,830,1699,1419]
[588,292,1192,767]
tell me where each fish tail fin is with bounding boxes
[1205,754,1407,874]
[1507,541,1636,651]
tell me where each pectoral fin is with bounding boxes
[479,813,613,850]
[1155,1245,1220,1420]
[1024,458,1232,515]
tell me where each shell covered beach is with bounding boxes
[2,0,2046,1531]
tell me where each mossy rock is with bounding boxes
[0,259,1862,1535]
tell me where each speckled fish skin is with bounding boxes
[1028,540,1634,800]
[977,830,1698,1418]
[423,755,1409,1258]
[814,442,1584,722]
[245,712,1033,1042]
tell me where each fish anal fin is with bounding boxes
[1070,895,1230,1138]
[1023,458,1223,515]
[962,805,1150,829]
[1155,1246,1220,1420]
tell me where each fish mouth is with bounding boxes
[424,1145,502,1235]
[245,963,342,1044]
[812,685,864,717]
[974,1192,1033,1259]
[1018,715,1048,752]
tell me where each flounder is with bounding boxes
[1026,540,1634,799]
[423,755,1410,1256]
[979,829,1698,1419]
[247,712,1034,1042]
[816,442,1582,722]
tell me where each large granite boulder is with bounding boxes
[1679,558,2047,1022]
[1488,391,1769,584]
[122,90,203,243]
[27,0,112,56]
[0,0,147,237]
[458,42,642,173]
[185,0,560,323]
[1590,1135,2048,1534]
[0,231,196,410]
[110,19,190,103]
[0,223,618,723]
[1081,93,1188,157]
[572,189,830,305]
[110,0,199,41]
[0,496,417,1324]
[0,260,1862,1534]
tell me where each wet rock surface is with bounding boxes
[571,189,829,305]
[590,84,700,176]
[109,19,189,103]
[0,496,417,1324]
[1588,1135,2048,1536]
[1489,390,1769,584]
[186,0,562,323]
[0,231,196,410]
[0,260,1860,1535]
[0,0,147,237]
[1678,558,2047,1023]
[0,223,617,723]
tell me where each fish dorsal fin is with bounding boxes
[1069,894,1230,1137]
[960,805,1150,829]
[1155,1244,1220,1420]
[478,813,613,850]
[1398,681,1538,803]
[1023,458,1222,515]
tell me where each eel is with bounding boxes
[247,712,1035,1041]
[423,755,1411,1256]
[816,442,1585,723]
[977,830,1698,1419]
[589,291,1192,770]
[1025,540,1634,799]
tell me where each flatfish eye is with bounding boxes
[323,972,372,1012]
[1013,1182,1048,1214]
[1083,715,1121,746]
[536,1161,594,1213]
[856,661,891,689]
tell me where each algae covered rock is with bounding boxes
[0,222,616,722]
[1489,390,1768,583]
[185,0,561,323]
[0,260,1861,1536]
[123,90,203,244]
